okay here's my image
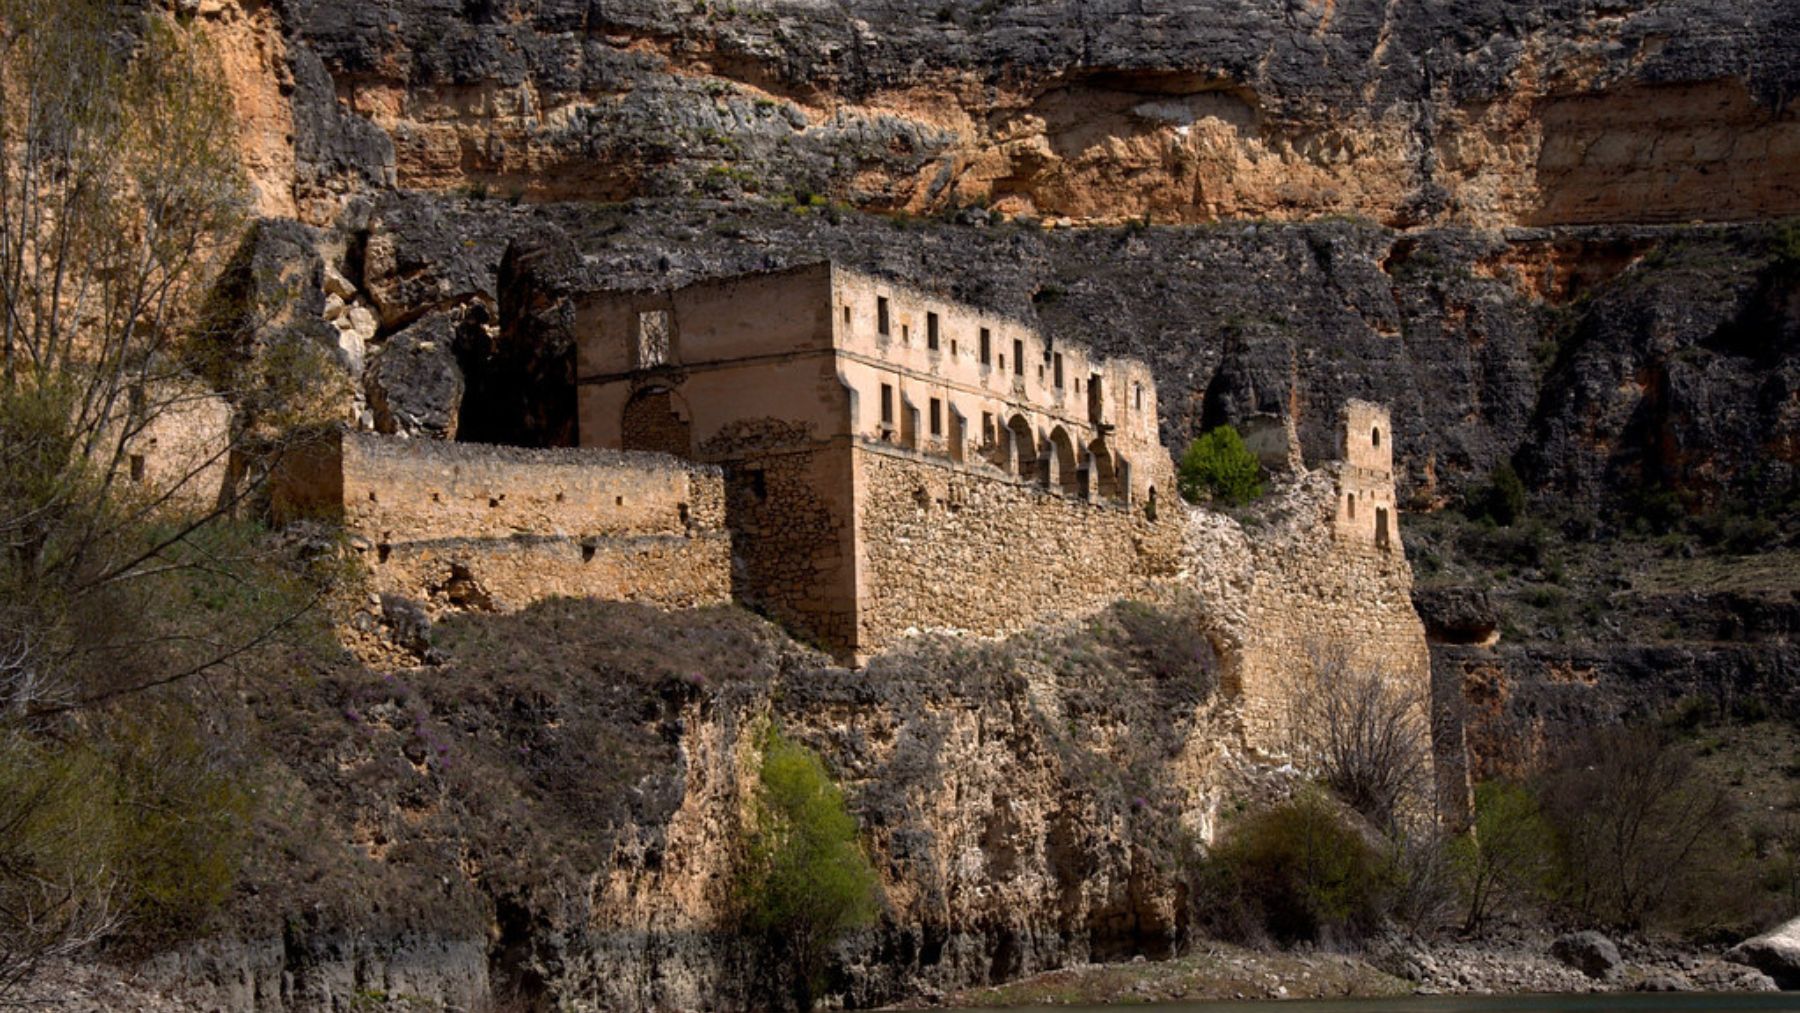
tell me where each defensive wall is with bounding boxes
[1184,403,1432,755]
[271,429,730,611]
[854,444,1184,654]
[119,381,234,514]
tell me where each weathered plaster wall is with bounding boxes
[853,444,1185,657]
[831,264,1165,505]
[274,430,730,610]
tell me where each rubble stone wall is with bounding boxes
[273,430,730,610]
[852,444,1186,657]
[1184,467,1433,754]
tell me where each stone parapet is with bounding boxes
[272,429,730,610]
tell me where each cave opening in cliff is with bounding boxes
[451,302,578,448]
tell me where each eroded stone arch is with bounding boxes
[1006,414,1038,482]
[1088,437,1121,501]
[621,385,692,457]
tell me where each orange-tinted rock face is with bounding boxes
[195,0,1800,230]
[199,0,299,219]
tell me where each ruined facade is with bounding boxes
[576,262,1182,659]
[273,430,730,611]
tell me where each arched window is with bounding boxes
[1047,426,1080,495]
[1372,426,1382,449]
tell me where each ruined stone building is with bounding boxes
[575,262,1185,660]
[264,260,1422,714]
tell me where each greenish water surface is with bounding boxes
[952,994,1800,1013]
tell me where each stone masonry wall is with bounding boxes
[1184,466,1433,755]
[702,421,861,657]
[274,430,730,611]
[853,444,1185,656]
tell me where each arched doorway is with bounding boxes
[621,386,692,457]
[1048,426,1080,496]
[1088,437,1120,501]
[1007,415,1038,482]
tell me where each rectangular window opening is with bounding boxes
[1053,353,1064,388]
[930,398,942,436]
[979,327,992,365]
[636,309,672,367]
[842,305,851,325]
[927,312,939,350]
[880,383,894,424]
[1013,339,1024,375]
[877,296,890,336]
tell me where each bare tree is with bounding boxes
[1538,725,1736,930]
[0,0,328,995]
[1284,643,1432,834]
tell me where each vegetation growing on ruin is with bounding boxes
[1177,425,1265,507]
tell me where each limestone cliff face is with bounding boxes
[209,0,1797,228]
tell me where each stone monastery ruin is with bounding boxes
[269,261,1427,752]
[577,262,1181,659]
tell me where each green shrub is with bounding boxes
[1178,425,1265,507]
[738,729,879,1010]
[0,703,248,977]
[1464,462,1527,527]
[1194,789,1399,947]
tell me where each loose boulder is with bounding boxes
[1726,916,1800,989]
[1412,587,1499,645]
[1551,931,1622,980]
[366,313,465,439]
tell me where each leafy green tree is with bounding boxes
[1450,781,1556,934]
[1178,425,1265,506]
[738,729,880,1010]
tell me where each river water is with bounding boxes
[950,994,1800,1012]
